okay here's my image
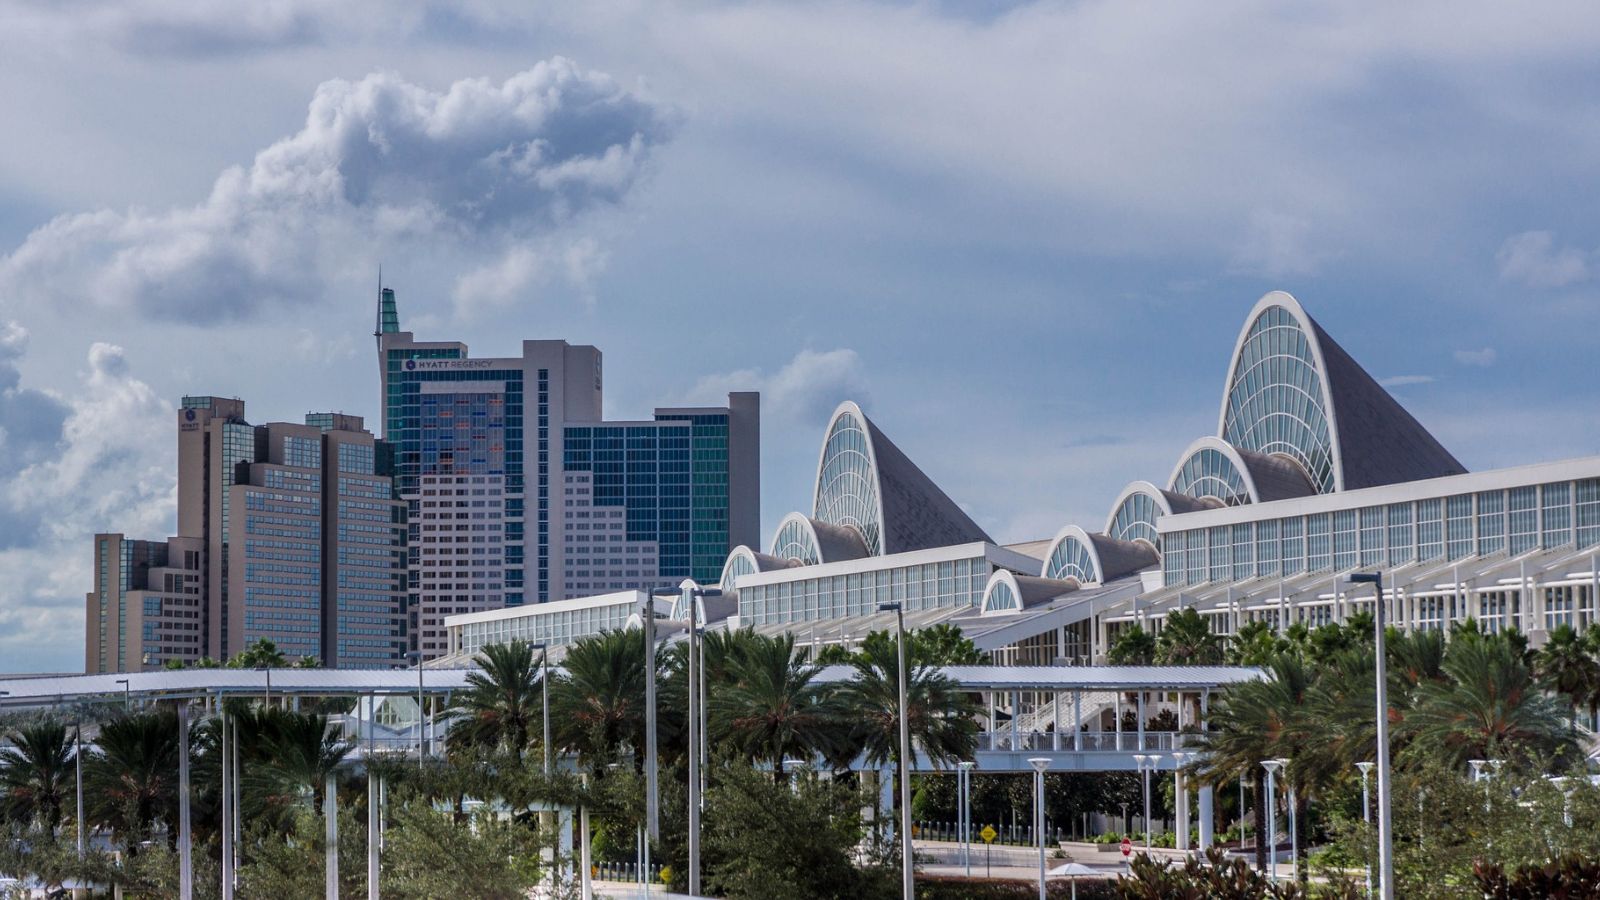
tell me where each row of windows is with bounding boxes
[741,557,992,625]
[1162,479,1599,585]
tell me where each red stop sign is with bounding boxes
[1120,838,1132,857]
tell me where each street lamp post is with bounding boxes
[1262,759,1282,883]
[1170,751,1192,854]
[958,760,975,877]
[644,588,676,844]
[677,581,723,898]
[1356,761,1374,898]
[1274,757,1296,882]
[1029,758,1050,900]
[878,601,914,900]
[1133,754,1160,852]
[115,678,130,711]
[1349,572,1394,900]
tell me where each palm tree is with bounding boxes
[833,636,978,770]
[0,721,75,832]
[1155,608,1223,665]
[550,629,651,767]
[85,711,182,846]
[1404,632,1576,769]
[450,641,545,764]
[709,633,848,779]
[1107,626,1156,665]
[227,637,289,668]
[1226,621,1284,666]
[1188,653,1313,874]
[1537,624,1600,728]
[245,710,353,823]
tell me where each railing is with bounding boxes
[976,730,1189,753]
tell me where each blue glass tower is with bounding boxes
[377,289,759,658]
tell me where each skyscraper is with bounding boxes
[87,400,406,671]
[376,288,760,658]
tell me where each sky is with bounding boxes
[2,1,1599,672]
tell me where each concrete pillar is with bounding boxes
[1072,690,1082,752]
[879,766,896,842]
[1198,786,1214,850]
[1136,692,1146,752]
[1176,769,1190,851]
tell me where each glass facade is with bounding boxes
[1043,535,1098,584]
[740,554,991,625]
[772,517,821,565]
[563,411,732,585]
[813,410,882,555]
[1170,446,1251,506]
[1162,478,1600,587]
[455,599,635,656]
[984,579,1018,613]
[1108,491,1163,549]
[1221,305,1336,493]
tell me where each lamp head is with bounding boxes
[958,760,975,770]
[1262,759,1283,774]
[1348,573,1381,585]
[1355,761,1374,775]
[877,601,902,613]
[1028,757,1051,773]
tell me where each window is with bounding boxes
[1542,482,1572,549]
[1386,503,1414,566]
[1446,495,1474,560]
[1508,487,1537,554]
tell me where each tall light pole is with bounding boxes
[958,760,975,878]
[1356,761,1374,898]
[645,588,675,844]
[879,601,913,900]
[1262,759,1282,882]
[1133,754,1160,852]
[1029,758,1050,900]
[1274,757,1296,881]
[178,701,193,900]
[115,678,130,711]
[1349,572,1394,900]
[678,580,723,898]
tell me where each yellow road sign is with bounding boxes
[979,825,998,843]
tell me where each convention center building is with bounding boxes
[446,291,1600,665]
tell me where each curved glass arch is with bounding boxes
[1044,536,1100,583]
[983,579,1018,613]
[1108,492,1163,550]
[813,411,883,555]
[720,550,756,593]
[1222,305,1336,493]
[1172,447,1252,507]
[771,517,820,565]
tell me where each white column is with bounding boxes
[879,766,896,843]
[1072,691,1082,752]
[178,703,193,900]
[1052,690,1061,751]
[1198,786,1214,850]
[1175,768,1190,851]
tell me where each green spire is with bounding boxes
[377,287,400,335]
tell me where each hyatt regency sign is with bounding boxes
[403,359,495,371]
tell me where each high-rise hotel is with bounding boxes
[86,402,408,672]
[376,289,760,658]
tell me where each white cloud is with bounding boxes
[0,339,172,671]
[1454,347,1497,367]
[0,59,674,322]
[1380,374,1437,387]
[687,348,867,427]
[1496,230,1591,288]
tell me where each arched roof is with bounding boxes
[768,512,870,566]
[979,569,1078,616]
[1102,481,1214,550]
[1219,292,1465,493]
[1041,525,1159,585]
[719,544,801,593]
[812,401,991,556]
[1167,437,1317,507]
